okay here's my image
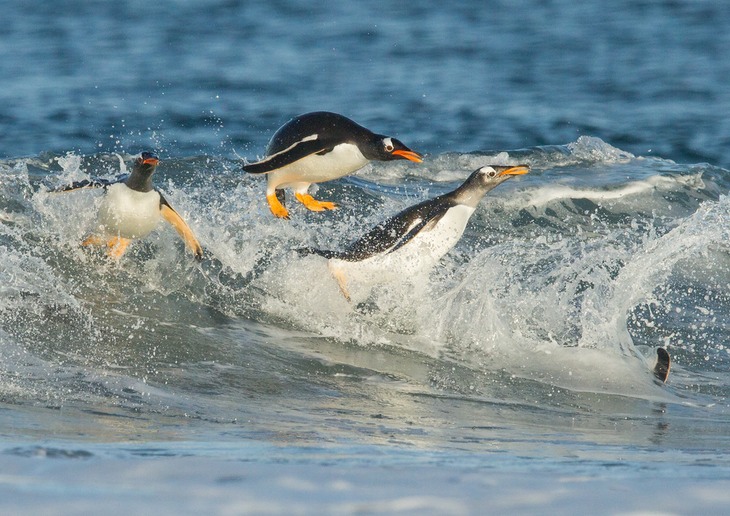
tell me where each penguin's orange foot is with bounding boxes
[106,237,131,260]
[266,192,290,219]
[81,235,104,247]
[295,193,337,212]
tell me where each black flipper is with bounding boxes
[336,201,451,261]
[242,138,331,174]
[653,347,671,383]
[387,213,445,255]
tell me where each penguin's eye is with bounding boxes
[383,138,395,152]
[488,170,497,178]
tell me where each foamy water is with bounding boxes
[3,0,730,512]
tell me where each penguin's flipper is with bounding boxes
[653,347,671,383]
[387,213,445,255]
[243,137,329,174]
[52,177,120,193]
[159,195,204,261]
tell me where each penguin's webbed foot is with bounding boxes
[267,192,290,219]
[106,237,132,260]
[330,267,351,302]
[295,193,337,212]
[81,235,105,247]
[82,235,131,260]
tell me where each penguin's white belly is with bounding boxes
[97,184,161,238]
[268,143,368,189]
[332,205,475,282]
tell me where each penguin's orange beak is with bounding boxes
[143,157,160,166]
[498,165,530,176]
[392,149,423,163]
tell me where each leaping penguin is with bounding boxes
[242,111,423,219]
[298,164,530,301]
[54,152,203,260]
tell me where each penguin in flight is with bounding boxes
[54,152,203,261]
[298,164,530,301]
[242,111,423,219]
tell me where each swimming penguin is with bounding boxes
[298,164,530,300]
[54,152,203,260]
[242,111,423,219]
[653,347,671,383]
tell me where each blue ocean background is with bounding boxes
[2,0,730,513]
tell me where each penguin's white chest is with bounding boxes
[407,205,475,261]
[268,143,369,188]
[333,204,476,281]
[97,184,161,238]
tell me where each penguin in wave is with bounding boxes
[298,164,529,300]
[53,152,203,260]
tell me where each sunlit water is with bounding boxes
[2,0,730,513]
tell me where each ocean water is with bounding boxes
[2,0,730,514]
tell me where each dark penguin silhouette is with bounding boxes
[243,111,422,219]
[299,164,530,300]
[653,347,671,383]
[54,152,203,260]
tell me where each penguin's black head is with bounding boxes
[368,136,423,163]
[134,152,160,175]
[474,164,530,185]
[126,152,160,192]
[454,164,530,207]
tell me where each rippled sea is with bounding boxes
[2,1,730,514]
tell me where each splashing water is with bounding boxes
[1,138,728,412]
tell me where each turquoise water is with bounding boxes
[2,1,730,513]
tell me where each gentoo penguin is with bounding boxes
[55,152,203,260]
[653,347,671,383]
[242,111,423,219]
[298,164,530,300]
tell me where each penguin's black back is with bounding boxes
[266,111,374,156]
[303,194,457,262]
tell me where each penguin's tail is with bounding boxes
[295,247,339,259]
